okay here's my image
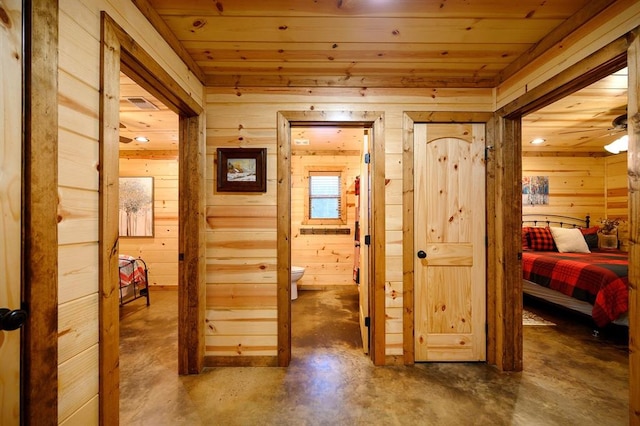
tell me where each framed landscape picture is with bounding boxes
[216,148,267,192]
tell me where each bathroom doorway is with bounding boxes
[276,111,386,366]
[289,126,367,354]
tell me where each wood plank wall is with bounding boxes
[605,153,629,250]
[291,154,361,289]
[205,87,494,359]
[522,154,629,250]
[119,156,179,287]
[57,1,202,423]
[522,156,606,221]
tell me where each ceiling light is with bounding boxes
[530,138,545,145]
[134,136,150,143]
[604,134,628,154]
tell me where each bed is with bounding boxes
[522,215,628,327]
[118,255,150,306]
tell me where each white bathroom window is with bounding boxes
[304,168,346,225]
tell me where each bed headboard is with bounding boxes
[522,214,590,228]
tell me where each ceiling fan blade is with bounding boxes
[557,128,601,135]
[594,129,625,139]
[119,136,133,143]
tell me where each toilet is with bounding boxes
[291,266,305,300]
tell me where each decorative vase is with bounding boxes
[598,233,618,250]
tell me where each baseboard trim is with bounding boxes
[298,284,358,291]
[148,285,178,291]
[385,355,405,366]
[203,356,279,367]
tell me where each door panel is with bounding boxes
[0,0,23,423]
[358,132,370,354]
[414,123,486,362]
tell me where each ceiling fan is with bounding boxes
[610,113,627,131]
[119,122,133,143]
[556,112,627,140]
[594,113,628,141]
[603,113,629,154]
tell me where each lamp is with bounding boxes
[604,134,628,154]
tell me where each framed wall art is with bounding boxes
[119,176,154,237]
[216,148,267,192]
[522,175,549,206]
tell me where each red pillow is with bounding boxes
[522,227,532,250]
[580,226,600,250]
[579,226,599,235]
[528,227,556,251]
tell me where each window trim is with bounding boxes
[303,166,347,225]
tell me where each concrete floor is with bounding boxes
[119,287,628,425]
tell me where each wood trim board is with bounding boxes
[23,0,59,423]
[626,27,639,426]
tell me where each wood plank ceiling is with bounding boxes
[121,0,628,155]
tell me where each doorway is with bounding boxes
[518,65,630,386]
[117,72,181,417]
[276,111,386,366]
[99,13,205,424]
[289,126,368,354]
[492,30,638,416]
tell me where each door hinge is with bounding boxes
[364,153,370,164]
[364,235,371,245]
[484,145,493,161]
[365,316,370,327]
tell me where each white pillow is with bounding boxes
[549,226,590,253]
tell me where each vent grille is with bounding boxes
[300,228,350,235]
[126,97,159,110]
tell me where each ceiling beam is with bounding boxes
[205,74,496,88]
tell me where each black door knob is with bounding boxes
[0,308,28,331]
[417,250,427,259]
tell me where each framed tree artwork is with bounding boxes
[119,176,154,237]
[216,148,267,192]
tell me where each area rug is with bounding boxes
[523,309,556,326]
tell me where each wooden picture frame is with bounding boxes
[216,148,267,192]
[119,176,154,237]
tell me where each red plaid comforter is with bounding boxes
[522,250,628,327]
[118,255,147,288]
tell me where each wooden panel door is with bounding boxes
[358,133,370,354]
[414,123,486,361]
[0,0,23,423]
